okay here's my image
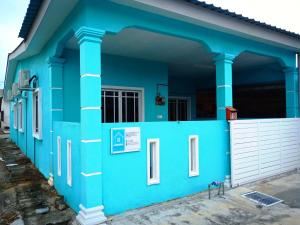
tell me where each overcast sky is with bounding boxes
[0,0,299,88]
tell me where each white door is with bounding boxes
[230,118,300,187]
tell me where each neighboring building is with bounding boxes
[4,1,300,224]
[0,89,10,131]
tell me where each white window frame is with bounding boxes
[13,103,18,129]
[32,88,42,139]
[18,99,24,132]
[102,85,145,122]
[168,96,191,121]
[67,140,72,186]
[188,135,199,177]
[147,138,160,185]
[57,136,61,176]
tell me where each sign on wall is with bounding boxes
[111,127,141,154]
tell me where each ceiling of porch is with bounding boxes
[65,28,282,78]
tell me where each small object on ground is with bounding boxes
[208,181,225,199]
[6,163,18,167]
[242,191,283,207]
[35,207,49,214]
[55,197,68,211]
[0,157,4,161]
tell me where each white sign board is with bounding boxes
[111,127,141,154]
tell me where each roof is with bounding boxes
[18,0,300,40]
[18,0,43,39]
[185,0,300,39]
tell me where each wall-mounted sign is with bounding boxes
[111,127,141,154]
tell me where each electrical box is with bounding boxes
[18,70,30,89]
[155,95,165,105]
[226,107,237,120]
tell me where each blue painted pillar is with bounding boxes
[285,67,299,117]
[75,27,107,225]
[47,57,65,184]
[214,54,235,120]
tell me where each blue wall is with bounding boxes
[61,52,169,122]
[102,54,169,122]
[10,52,51,177]
[53,121,81,212]
[102,120,230,215]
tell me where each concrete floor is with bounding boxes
[108,171,300,225]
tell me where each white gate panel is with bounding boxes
[230,118,300,187]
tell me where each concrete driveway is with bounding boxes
[108,171,300,225]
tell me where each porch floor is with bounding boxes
[108,171,300,225]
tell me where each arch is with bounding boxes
[117,25,214,54]
[234,50,289,68]
[54,29,76,58]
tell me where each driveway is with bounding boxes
[108,171,300,225]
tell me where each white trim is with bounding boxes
[188,135,199,177]
[18,99,24,132]
[13,103,18,130]
[147,138,160,185]
[80,73,101,78]
[57,136,61,176]
[81,139,102,143]
[217,85,232,88]
[67,140,72,186]
[81,106,101,111]
[76,204,107,225]
[102,85,145,122]
[32,88,42,140]
[81,172,102,177]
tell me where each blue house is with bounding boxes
[4,0,300,224]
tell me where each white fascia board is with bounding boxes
[112,0,300,51]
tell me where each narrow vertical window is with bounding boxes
[189,135,199,177]
[13,104,17,129]
[32,88,42,139]
[57,136,61,176]
[18,100,23,132]
[67,140,72,186]
[147,139,160,185]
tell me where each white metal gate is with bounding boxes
[230,118,300,187]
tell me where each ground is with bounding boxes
[0,134,299,225]
[108,172,300,225]
[0,134,76,225]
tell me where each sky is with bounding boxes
[0,0,299,88]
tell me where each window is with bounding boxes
[168,97,191,121]
[57,136,61,176]
[147,139,160,185]
[189,135,199,177]
[32,88,42,139]
[102,87,143,123]
[18,100,23,132]
[13,103,17,129]
[67,140,72,186]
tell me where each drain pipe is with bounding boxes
[296,52,300,117]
